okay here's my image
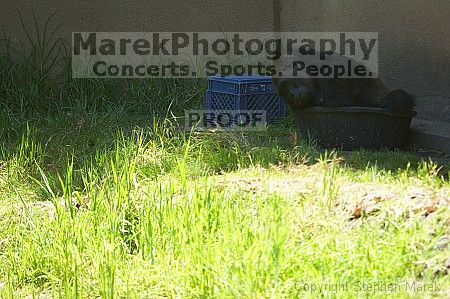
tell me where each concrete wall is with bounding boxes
[279,0,450,122]
[0,0,274,39]
[1,0,449,122]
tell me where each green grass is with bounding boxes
[1,41,450,298]
[0,119,449,298]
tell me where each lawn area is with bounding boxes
[0,56,449,298]
[0,117,449,298]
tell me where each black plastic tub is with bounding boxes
[295,107,416,150]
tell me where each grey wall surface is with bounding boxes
[1,0,449,122]
[0,0,274,38]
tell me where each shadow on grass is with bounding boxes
[0,114,448,208]
[2,111,448,182]
[0,54,448,189]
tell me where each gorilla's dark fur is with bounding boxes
[272,51,415,115]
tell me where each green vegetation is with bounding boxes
[1,34,450,298]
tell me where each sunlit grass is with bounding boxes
[0,120,449,298]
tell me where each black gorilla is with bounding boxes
[273,77,414,115]
[272,51,414,115]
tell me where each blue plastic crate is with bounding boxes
[205,76,287,123]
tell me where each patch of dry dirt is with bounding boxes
[215,166,450,220]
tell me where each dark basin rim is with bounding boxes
[297,107,417,118]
